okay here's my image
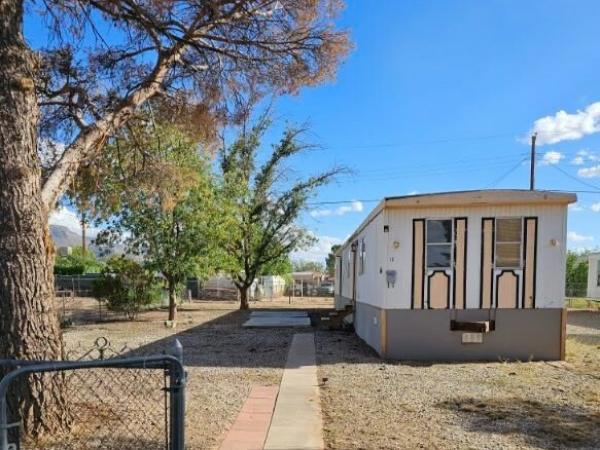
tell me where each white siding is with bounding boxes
[588,253,600,298]
[354,213,384,307]
[338,203,568,310]
[337,211,385,307]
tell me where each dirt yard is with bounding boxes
[317,310,600,450]
[60,299,599,449]
[61,296,331,449]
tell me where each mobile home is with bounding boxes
[334,190,576,361]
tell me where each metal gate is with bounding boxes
[0,340,186,450]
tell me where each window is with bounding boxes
[495,218,522,268]
[597,263,600,287]
[426,219,452,268]
[359,238,366,275]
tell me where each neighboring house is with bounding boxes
[258,275,287,299]
[291,271,324,295]
[334,189,576,361]
[200,275,257,299]
[587,253,600,298]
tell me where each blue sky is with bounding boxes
[268,0,600,262]
[41,1,600,263]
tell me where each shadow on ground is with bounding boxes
[568,310,600,327]
[124,308,317,369]
[438,397,600,448]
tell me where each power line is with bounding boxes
[549,164,600,192]
[307,199,380,206]
[337,159,527,184]
[486,157,529,189]
[330,132,517,150]
[351,153,528,177]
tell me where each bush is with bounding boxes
[93,257,162,320]
[54,246,103,275]
[54,264,86,275]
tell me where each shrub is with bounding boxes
[93,257,162,320]
[54,246,103,275]
[54,264,86,275]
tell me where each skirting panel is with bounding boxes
[359,308,565,361]
[354,302,383,355]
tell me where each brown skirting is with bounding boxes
[355,302,564,361]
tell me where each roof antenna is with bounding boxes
[529,133,537,191]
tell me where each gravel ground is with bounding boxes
[61,298,327,449]
[316,311,600,450]
[60,300,599,449]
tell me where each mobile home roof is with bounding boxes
[335,189,576,255]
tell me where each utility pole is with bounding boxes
[529,133,537,191]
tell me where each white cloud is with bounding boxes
[540,151,564,165]
[527,102,600,145]
[309,209,332,218]
[591,202,600,213]
[567,231,594,243]
[569,203,584,212]
[49,206,100,237]
[310,200,364,219]
[577,165,600,178]
[571,156,585,166]
[291,235,343,263]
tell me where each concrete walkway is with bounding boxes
[264,333,324,450]
[219,386,279,450]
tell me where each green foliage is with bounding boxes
[80,122,223,319]
[293,260,325,273]
[54,246,103,275]
[217,118,340,307]
[566,250,589,297]
[93,257,161,320]
[71,121,208,220]
[261,256,293,276]
[326,244,341,276]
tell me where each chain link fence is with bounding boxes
[0,338,185,450]
[565,282,600,309]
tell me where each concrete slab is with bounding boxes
[219,385,279,450]
[243,311,311,328]
[250,311,309,318]
[264,333,324,450]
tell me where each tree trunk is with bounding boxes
[167,280,178,322]
[0,0,70,437]
[239,285,249,310]
[81,217,87,256]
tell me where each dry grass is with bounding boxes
[59,299,599,449]
[61,298,327,449]
[316,311,600,450]
[566,297,600,310]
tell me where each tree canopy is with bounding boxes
[325,244,341,276]
[36,0,351,210]
[81,120,220,322]
[293,259,325,273]
[217,118,339,308]
[566,250,589,297]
